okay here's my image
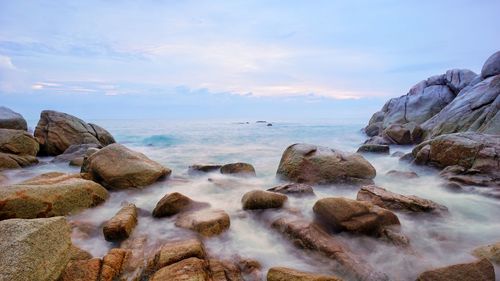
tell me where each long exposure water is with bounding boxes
[3,120,499,280]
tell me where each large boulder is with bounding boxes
[276,144,376,185]
[81,143,171,189]
[241,190,287,210]
[0,172,108,220]
[0,152,38,170]
[175,209,230,237]
[103,203,138,241]
[0,106,27,130]
[267,267,342,281]
[0,217,72,281]
[0,129,38,156]
[34,110,115,155]
[481,51,500,78]
[472,242,500,264]
[416,258,494,281]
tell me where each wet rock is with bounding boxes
[34,110,115,155]
[364,122,383,137]
[52,143,101,165]
[481,51,500,78]
[82,143,171,189]
[59,258,102,281]
[386,170,419,179]
[241,190,288,210]
[357,144,390,154]
[267,183,315,196]
[313,197,400,235]
[188,163,222,175]
[103,203,138,241]
[150,257,210,281]
[0,172,108,220]
[357,185,448,215]
[209,259,243,281]
[267,267,342,281]
[0,106,27,130]
[0,152,38,170]
[391,151,405,157]
[276,143,376,185]
[271,217,389,281]
[220,162,256,176]
[0,128,39,156]
[152,239,205,271]
[399,152,415,162]
[69,245,93,261]
[236,258,262,281]
[0,217,72,281]
[88,123,115,146]
[416,258,495,281]
[472,242,500,264]
[152,192,209,218]
[119,236,148,281]
[364,136,392,145]
[382,124,412,144]
[175,209,230,236]
[100,248,130,281]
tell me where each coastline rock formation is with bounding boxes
[0,106,28,130]
[0,128,39,170]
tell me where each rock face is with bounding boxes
[220,162,256,176]
[276,144,376,185]
[267,267,342,281]
[0,217,72,281]
[416,258,495,281]
[0,172,109,220]
[312,197,400,235]
[34,110,115,155]
[152,239,205,271]
[81,143,171,189]
[175,209,230,237]
[481,51,500,78]
[357,144,389,154]
[150,257,210,281]
[103,203,138,241]
[267,183,315,196]
[152,192,208,218]
[0,106,27,130]
[356,186,448,215]
[472,242,500,264]
[241,190,288,210]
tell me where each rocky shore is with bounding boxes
[0,51,498,281]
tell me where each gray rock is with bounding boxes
[357,144,390,154]
[188,164,222,175]
[0,128,39,156]
[267,183,315,196]
[0,106,27,131]
[481,51,500,78]
[52,143,101,164]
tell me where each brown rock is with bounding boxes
[472,242,500,264]
[188,164,222,175]
[0,128,39,156]
[119,236,148,281]
[149,257,210,281]
[59,258,102,281]
[416,258,495,281]
[103,203,138,241]
[209,259,243,281]
[241,190,288,210]
[0,152,38,170]
[175,209,230,237]
[152,192,209,218]
[386,170,419,179]
[69,245,93,261]
[267,183,315,196]
[100,248,130,281]
[383,124,412,144]
[152,239,205,271]
[267,266,342,281]
[220,162,256,176]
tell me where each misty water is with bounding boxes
[3,120,499,280]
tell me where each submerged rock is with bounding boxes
[150,257,210,281]
[241,190,287,210]
[188,163,222,175]
[267,183,315,196]
[175,209,230,237]
[385,170,419,179]
[416,258,494,281]
[103,203,138,241]
[267,267,342,281]
[0,217,72,281]
[472,242,500,264]
[276,143,376,185]
[152,192,209,218]
[220,162,256,176]
[0,106,27,130]
[0,172,108,220]
[357,144,390,154]
[82,143,171,189]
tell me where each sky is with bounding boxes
[0,0,499,121]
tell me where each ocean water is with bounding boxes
[3,120,499,280]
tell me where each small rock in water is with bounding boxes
[391,151,405,157]
[267,183,315,196]
[220,162,256,176]
[103,202,138,241]
[152,192,209,218]
[241,190,288,210]
[151,239,205,271]
[386,170,419,179]
[188,163,222,175]
[175,209,230,237]
[416,258,495,281]
[267,267,342,281]
[149,257,210,281]
[472,242,500,264]
[267,123,273,126]
[357,144,390,154]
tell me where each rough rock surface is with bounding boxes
[0,152,38,170]
[59,258,101,281]
[0,172,109,220]
[276,144,376,185]
[481,51,500,78]
[209,259,243,281]
[267,183,315,196]
[220,162,256,176]
[152,192,209,218]
[152,239,205,271]
[357,144,389,154]
[52,143,101,165]
[267,267,342,281]
[0,106,27,130]
[241,190,288,210]
[0,128,39,156]
[149,257,210,281]
[472,242,500,264]
[81,143,171,189]
[103,203,138,241]
[175,209,230,236]
[0,217,72,281]
[416,258,495,281]
[356,185,448,215]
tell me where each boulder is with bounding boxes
[357,144,389,154]
[119,236,148,280]
[416,258,494,281]
[0,106,27,130]
[0,152,38,170]
[481,51,500,78]
[241,190,288,210]
[383,123,423,144]
[100,248,130,281]
[152,192,209,218]
[103,203,138,241]
[81,143,171,189]
[0,172,108,220]
[175,209,230,237]
[356,185,448,215]
[0,128,39,156]
[0,217,72,281]
[151,239,205,271]
[220,162,256,176]
[364,136,391,145]
[276,144,376,185]
[472,242,500,264]
[69,245,93,261]
[188,164,222,175]
[59,258,101,281]
[52,143,101,165]
[267,267,342,281]
[364,122,383,137]
[149,257,210,281]
[34,110,115,155]
[385,170,419,179]
[312,197,400,235]
[267,183,315,196]
[209,259,243,281]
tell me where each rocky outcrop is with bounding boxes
[267,267,342,281]
[416,258,494,281]
[267,183,315,196]
[0,152,38,170]
[481,51,500,79]
[276,144,376,185]
[0,128,40,170]
[0,217,72,281]
[152,192,209,218]
[149,257,210,281]
[52,143,100,166]
[175,209,230,237]
[220,162,256,176]
[103,203,138,241]
[34,110,115,155]
[472,242,500,264]
[241,190,287,210]
[81,143,171,189]
[0,172,108,220]
[0,106,27,130]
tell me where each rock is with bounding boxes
[267,183,315,196]
[188,164,222,175]
[0,128,39,156]
[472,242,500,264]
[103,203,138,241]
[220,162,256,176]
[357,144,390,154]
[236,258,262,281]
[271,217,388,281]
[209,259,243,281]
[312,197,400,235]
[0,217,72,281]
[152,239,205,271]
[150,257,210,281]
[267,267,342,281]
[383,123,423,144]
[52,143,101,165]
[364,122,383,137]
[276,144,376,185]
[416,258,495,281]
[69,245,93,261]
[100,248,130,281]
[59,258,101,281]
[241,190,288,210]
[88,123,116,146]
[175,209,230,237]
[364,136,392,145]
[119,236,148,280]
[34,110,115,155]
[356,185,448,215]
[0,106,27,130]
[391,151,405,157]
[267,123,273,127]
[399,152,415,162]
[81,143,171,189]
[0,172,108,220]
[152,192,209,218]
[481,51,500,78]
[386,170,419,179]
[0,173,6,183]
[0,152,38,170]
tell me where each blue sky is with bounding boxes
[0,0,499,120]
